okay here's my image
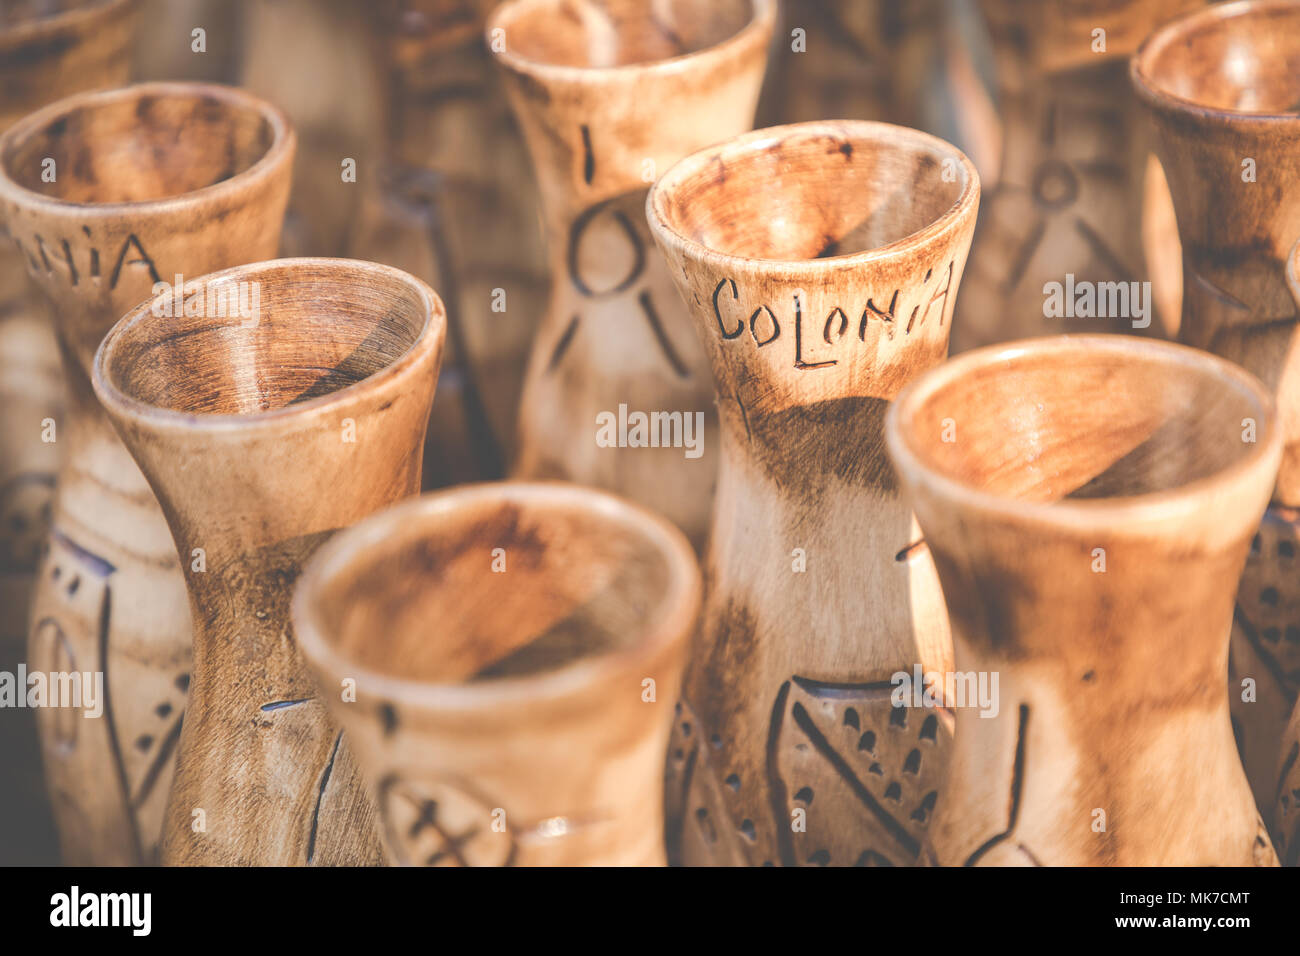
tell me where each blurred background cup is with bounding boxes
[489,0,777,553]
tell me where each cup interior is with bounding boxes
[1135,3,1300,113]
[2,87,277,203]
[653,123,971,261]
[894,341,1270,503]
[493,0,754,67]
[100,261,430,416]
[307,492,681,684]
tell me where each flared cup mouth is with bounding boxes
[1131,0,1300,122]
[292,482,701,713]
[885,335,1282,531]
[647,120,979,272]
[0,81,294,214]
[92,257,444,433]
[487,0,774,77]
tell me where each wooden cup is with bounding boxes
[92,257,445,866]
[887,334,1280,866]
[647,120,979,866]
[0,0,138,865]
[1131,0,1300,824]
[951,0,1201,351]
[489,0,776,552]
[292,481,700,866]
[0,81,294,865]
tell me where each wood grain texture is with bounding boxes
[0,0,137,865]
[491,0,776,552]
[1132,0,1300,821]
[887,334,1280,866]
[0,81,294,865]
[293,482,699,866]
[647,120,979,865]
[952,0,1201,351]
[92,257,445,866]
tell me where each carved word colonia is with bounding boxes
[0,666,102,717]
[710,261,955,368]
[596,405,705,459]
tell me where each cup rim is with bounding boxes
[0,80,295,216]
[486,0,775,81]
[291,481,702,714]
[884,334,1282,531]
[1130,0,1300,125]
[0,0,135,47]
[90,256,446,434]
[646,119,980,273]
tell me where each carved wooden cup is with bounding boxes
[0,81,294,865]
[292,481,699,866]
[0,0,138,865]
[489,0,776,551]
[647,120,979,866]
[887,335,1280,866]
[952,0,1201,351]
[92,258,445,866]
[1132,0,1300,822]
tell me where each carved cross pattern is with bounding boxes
[379,775,516,867]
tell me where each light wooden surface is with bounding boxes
[888,334,1280,866]
[648,119,979,866]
